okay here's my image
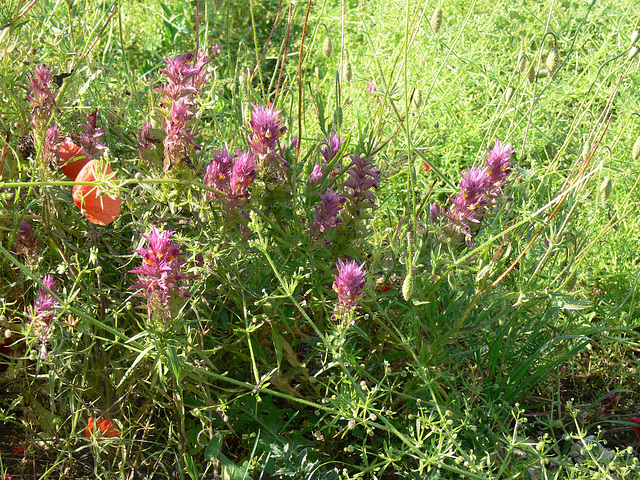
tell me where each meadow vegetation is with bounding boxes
[1,0,640,478]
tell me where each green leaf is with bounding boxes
[184,454,198,480]
[205,432,224,462]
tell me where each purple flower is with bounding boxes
[11,220,39,257]
[28,275,59,358]
[311,188,345,234]
[28,64,56,110]
[342,153,381,220]
[129,228,191,321]
[247,104,287,157]
[484,140,514,199]
[333,259,367,314]
[308,163,324,185]
[204,146,234,198]
[367,81,377,94]
[429,203,440,223]
[229,150,257,201]
[77,110,107,157]
[319,131,344,164]
[163,98,198,171]
[154,53,200,102]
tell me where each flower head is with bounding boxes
[57,140,91,179]
[86,417,120,440]
[72,160,122,225]
[342,153,381,221]
[229,150,256,200]
[311,188,346,234]
[28,64,56,110]
[484,140,515,199]
[319,131,344,164]
[333,258,367,314]
[247,104,287,156]
[27,274,59,358]
[129,228,191,321]
[11,220,39,257]
[77,110,107,158]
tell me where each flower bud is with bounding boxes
[430,6,442,34]
[546,47,560,75]
[505,86,515,102]
[402,273,413,302]
[527,64,536,84]
[633,135,640,161]
[413,88,423,109]
[344,63,353,83]
[631,28,640,45]
[322,36,333,58]
[599,176,612,203]
[628,45,640,61]
[518,53,528,74]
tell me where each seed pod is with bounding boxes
[505,86,515,102]
[546,47,560,75]
[518,53,528,74]
[527,64,536,84]
[402,273,413,302]
[631,28,640,45]
[431,6,442,34]
[322,36,333,58]
[344,62,353,83]
[633,135,640,161]
[581,141,591,158]
[213,0,224,11]
[537,69,549,79]
[599,176,613,203]
[628,45,640,61]
[414,88,423,109]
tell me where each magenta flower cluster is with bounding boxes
[247,104,288,170]
[11,220,39,259]
[433,140,514,245]
[152,51,213,172]
[28,64,56,115]
[342,153,381,221]
[77,110,107,158]
[129,228,191,321]
[309,131,344,185]
[204,147,256,210]
[333,259,367,316]
[27,274,59,358]
[311,188,346,234]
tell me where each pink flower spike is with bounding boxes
[333,258,367,315]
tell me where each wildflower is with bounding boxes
[429,203,440,223]
[56,140,91,179]
[27,275,58,358]
[333,258,367,314]
[630,417,640,442]
[367,81,377,94]
[72,159,122,226]
[248,103,287,159]
[162,97,198,171]
[204,148,256,209]
[319,131,344,165]
[155,53,200,103]
[86,417,120,440]
[129,228,191,322]
[28,64,56,113]
[601,393,616,413]
[11,220,39,257]
[204,146,234,198]
[228,150,256,202]
[308,163,324,185]
[77,110,106,158]
[342,153,381,221]
[311,188,346,234]
[484,140,514,200]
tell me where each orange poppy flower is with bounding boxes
[72,160,121,226]
[57,140,91,179]
[85,417,120,440]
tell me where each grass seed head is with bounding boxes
[518,53,528,74]
[344,62,353,83]
[633,135,640,161]
[402,273,413,301]
[546,47,560,75]
[599,176,613,203]
[431,6,442,34]
[527,64,536,83]
[323,36,333,58]
[413,88,423,109]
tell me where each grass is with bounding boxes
[1,0,640,478]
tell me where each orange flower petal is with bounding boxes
[86,416,120,440]
[57,141,91,179]
[72,160,122,226]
